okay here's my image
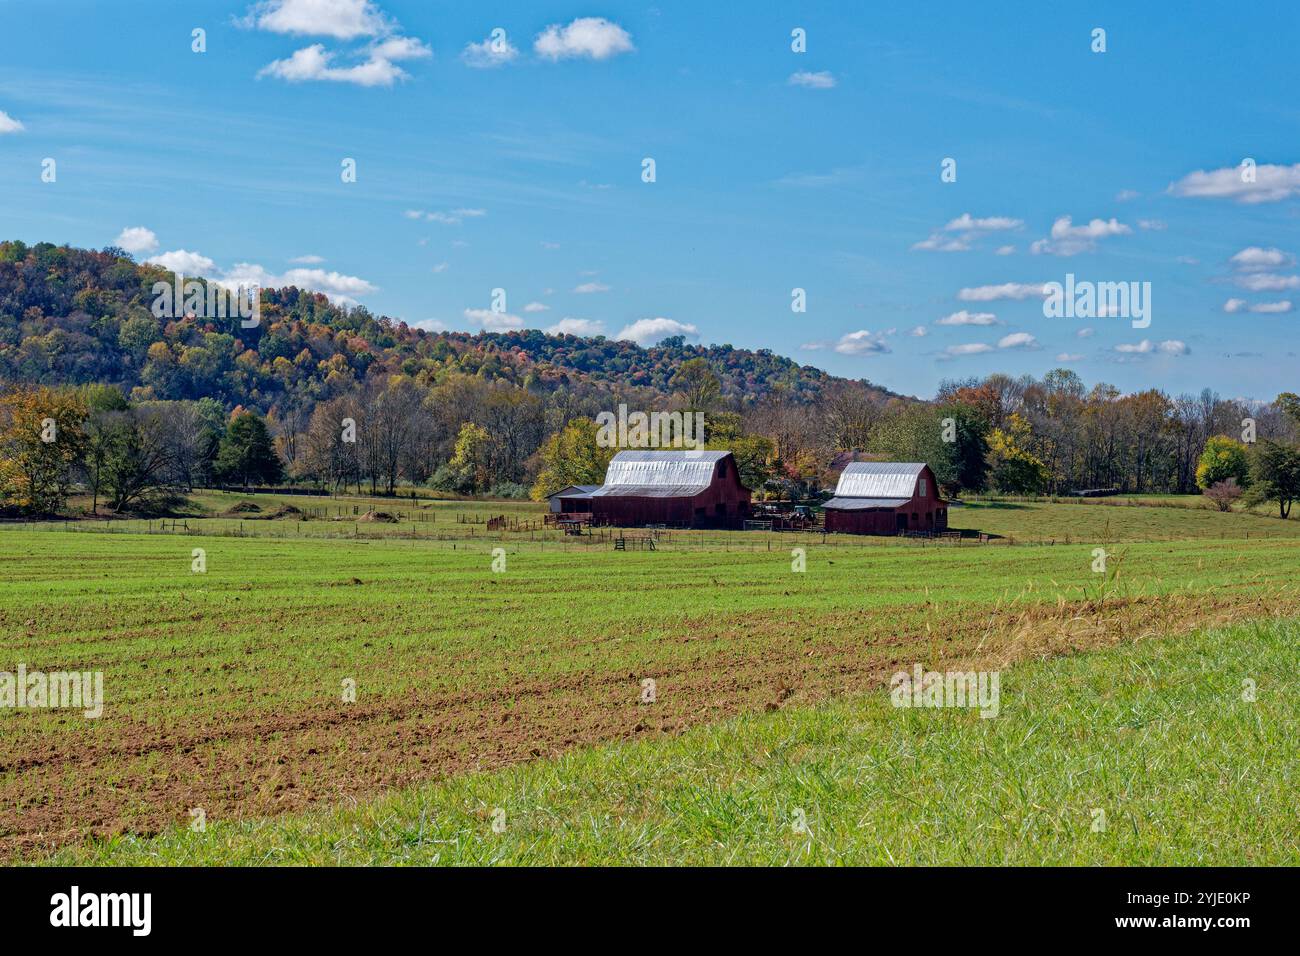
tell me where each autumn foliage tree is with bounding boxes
[0,386,87,514]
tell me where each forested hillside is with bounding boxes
[0,240,880,410]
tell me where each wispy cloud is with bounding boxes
[957,282,1048,302]
[462,31,519,68]
[1169,162,1300,204]
[936,310,999,327]
[788,71,836,89]
[1030,216,1131,256]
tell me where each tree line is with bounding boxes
[3,362,1298,520]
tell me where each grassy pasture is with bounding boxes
[39,616,1299,866]
[2,497,1299,861]
[17,489,1300,550]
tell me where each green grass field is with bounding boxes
[39,616,1298,865]
[2,497,1298,863]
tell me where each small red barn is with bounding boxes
[822,462,947,535]
[589,450,751,528]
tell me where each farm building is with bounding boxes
[822,462,947,535]
[589,450,751,528]
[546,485,599,514]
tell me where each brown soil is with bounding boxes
[1,590,1293,860]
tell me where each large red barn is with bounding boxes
[822,462,947,535]
[589,450,751,528]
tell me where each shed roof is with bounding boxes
[833,461,927,499]
[547,485,599,499]
[591,450,730,499]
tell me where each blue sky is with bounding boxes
[1,0,1297,400]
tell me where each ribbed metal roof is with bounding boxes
[591,450,729,499]
[822,496,910,510]
[833,461,926,499]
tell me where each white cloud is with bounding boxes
[535,17,634,61]
[788,71,836,89]
[224,262,377,305]
[1114,339,1189,356]
[936,310,999,327]
[464,307,523,332]
[1250,300,1293,313]
[405,208,486,225]
[462,33,519,68]
[239,0,392,39]
[1234,273,1300,292]
[615,317,698,346]
[915,213,1022,253]
[940,343,995,358]
[1030,216,1131,256]
[369,35,431,61]
[1230,246,1294,272]
[1077,327,1095,338]
[258,43,415,86]
[430,262,448,273]
[1056,352,1084,362]
[1138,219,1167,231]
[995,245,1016,256]
[1169,163,1300,204]
[943,213,1022,232]
[146,249,217,275]
[997,332,1038,349]
[546,317,605,336]
[957,282,1047,302]
[1228,298,1292,314]
[0,110,24,134]
[411,318,447,332]
[833,330,891,355]
[290,254,324,264]
[573,281,610,294]
[1115,189,1139,202]
[114,227,158,256]
[523,301,549,312]
[147,249,375,306]
[908,325,928,337]
[912,234,970,252]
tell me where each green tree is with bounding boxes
[529,418,614,500]
[869,401,988,494]
[670,358,721,413]
[1195,435,1250,490]
[213,411,284,488]
[987,413,1050,495]
[1246,440,1300,519]
[446,421,492,494]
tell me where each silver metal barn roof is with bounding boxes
[832,461,927,500]
[821,496,911,510]
[591,450,730,499]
